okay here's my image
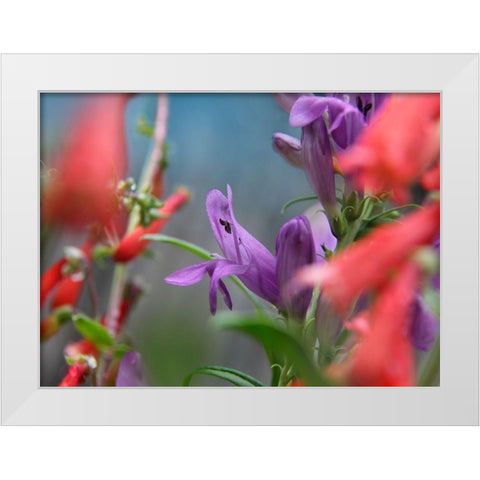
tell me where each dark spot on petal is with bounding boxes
[356,96,363,111]
[219,218,232,234]
[363,103,372,119]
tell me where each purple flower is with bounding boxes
[276,216,316,320]
[327,93,390,122]
[116,352,149,387]
[303,203,337,256]
[432,236,440,291]
[272,133,302,169]
[288,96,366,220]
[165,187,319,319]
[409,296,439,352]
[165,185,279,314]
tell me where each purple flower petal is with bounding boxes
[272,132,302,169]
[328,106,365,150]
[275,216,316,320]
[164,261,211,286]
[328,93,390,123]
[116,351,149,387]
[301,120,338,217]
[207,259,250,314]
[289,96,331,128]
[206,186,279,305]
[273,93,313,113]
[410,296,439,352]
[304,204,337,255]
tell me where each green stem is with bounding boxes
[336,218,362,251]
[127,93,169,233]
[100,94,169,384]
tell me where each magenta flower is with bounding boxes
[165,187,321,318]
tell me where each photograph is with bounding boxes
[40,91,440,387]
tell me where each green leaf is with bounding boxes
[141,234,212,260]
[113,343,132,359]
[280,195,318,214]
[183,365,265,387]
[213,311,333,386]
[72,314,114,351]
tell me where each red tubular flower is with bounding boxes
[48,240,94,310]
[42,94,130,230]
[348,262,419,386]
[59,360,90,387]
[420,161,440,192]
[113,187,190,263]
[64,338,99,360]
[338,93,440,203]
[295,201,440,313]
[40,258,67,309]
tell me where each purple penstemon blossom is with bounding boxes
[116,351,149,387]
[273,94,391,222]
[288,96,366,219]
[327,93,390,122]
[276,215,316,320]
[409,296,439,352]
[165,186,321,318]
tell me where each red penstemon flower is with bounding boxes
[64,338,99,360]
[113,187,190,263]
[295,200,440,313]
[45,239,94,310]
[59,360,91,387]
[338,93,440,203]
[347,261,420,386]
[420,160,440,192]
[42,93,130,230]
[40,257,67,309]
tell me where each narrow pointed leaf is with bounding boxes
[141,234,212,260]
[183,365,265,387]
[280,196,318,214]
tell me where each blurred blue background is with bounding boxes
[40,93,316,386]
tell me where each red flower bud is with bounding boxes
[49,240,94,310]
[113,187,190,263]
[40,258,66,309]
[59,360,90,387]
[64,338,98,360]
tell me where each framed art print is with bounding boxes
[1,54,478,425]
